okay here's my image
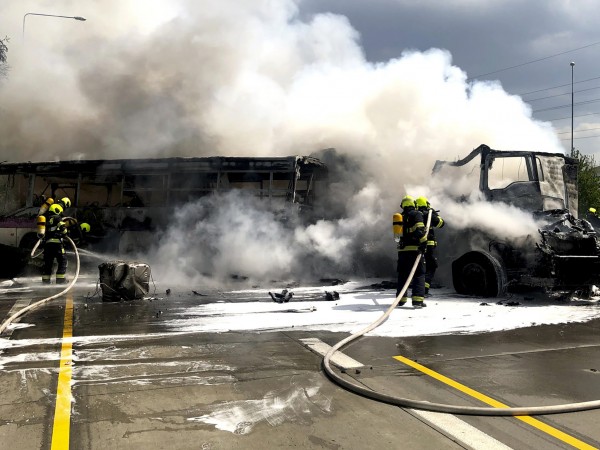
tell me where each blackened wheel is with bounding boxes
[452,251,506,297]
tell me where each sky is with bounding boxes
[0,0,595,285]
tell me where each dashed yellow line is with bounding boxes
[394,355,597,450]
[51,294,74,450]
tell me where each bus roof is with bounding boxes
[0,155,327,175]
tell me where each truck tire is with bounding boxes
[452,251,507,297]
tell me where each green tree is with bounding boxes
[572,149,600,216]
[0,36,9,79]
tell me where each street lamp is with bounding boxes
[23,13,86,42]
[570,61,575,156]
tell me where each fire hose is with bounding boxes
[323,209,600,416]
[0,236,80,335]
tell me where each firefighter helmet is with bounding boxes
[401,195,415,209]
[60,197,71,208]
[80,222,91,233]
[49,204,63,215]
[415,196,429,208]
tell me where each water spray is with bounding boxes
[0,236,80,335]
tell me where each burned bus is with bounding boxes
[0,156,328,277]
[433,144,600,299]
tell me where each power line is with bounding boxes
[520,76,600,96]
[557,126,600,135]
[527,86,600,102]
[547,112,600,121]
[532,98,600,113]
[468,40,600,80]
[560,134,600,141]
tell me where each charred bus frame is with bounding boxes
[0,155,327,276]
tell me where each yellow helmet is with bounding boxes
[80,222,91,233]
[49,204,63,215]
[60,197,71,208]
[401,195,415,209]
[415,196,429,208]
[589,207,597,214]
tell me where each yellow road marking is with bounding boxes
[394,355,597,450]
[51,294,74,450]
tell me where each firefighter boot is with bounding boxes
[412,296,427,308]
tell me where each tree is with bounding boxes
[572,149,600,215]
[0,36,9,79]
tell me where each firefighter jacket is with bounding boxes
[398,207,427,252]
[44,214,68,245]
[418,207,445,247]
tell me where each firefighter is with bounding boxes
[56,203,89,245]
[415,196,445,296]
[58,196,71,211]
[37,195,71,217]
[41,203,69,284]
[395,195,428,308]
[586,207,600,231]
[67,220,91,246]
[36,196,72,238]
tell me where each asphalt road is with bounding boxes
[1,273,600,450]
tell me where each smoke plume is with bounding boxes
[0,1,564,285]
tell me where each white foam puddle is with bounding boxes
[161,287,600,337]
[72,359,233,379]
[0,287,34,294]
[72,374,236,387]
[0,351,61,370]
[188,378,332,434]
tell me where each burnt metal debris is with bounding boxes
[269,289,294,303]
[98,260,151,302]
[324,291,340,301]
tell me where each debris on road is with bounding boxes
[325,291,340,301]
[269,289,294,303]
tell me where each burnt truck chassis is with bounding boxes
[435,144,600,299]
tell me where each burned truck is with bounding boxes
[433,144,600,299]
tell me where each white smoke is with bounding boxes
[0,0,564,285]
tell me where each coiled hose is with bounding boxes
[0,236,80,335]
[323,210,600,416]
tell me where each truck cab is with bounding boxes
[433,144,599,299]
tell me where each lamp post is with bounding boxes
[570,61,575,156]
[23,13,86,42]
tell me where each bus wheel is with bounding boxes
[452,251,507,297]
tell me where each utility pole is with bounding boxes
[571,61,575,156]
